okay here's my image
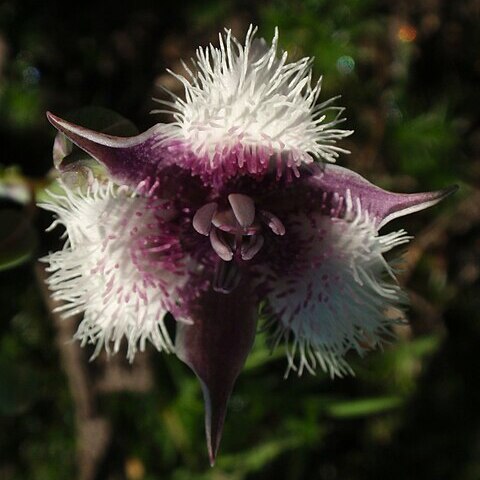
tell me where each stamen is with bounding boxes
[259,210,286,236]
[209,228,234,261]
[193,202,218,235]
[228,193,255,228]
[241,234,265,261]
[213,209,259,235]
[212,209,242,233]
[195,195,286,264]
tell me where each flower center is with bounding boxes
[193,193,285,261]
[193,193,285,293]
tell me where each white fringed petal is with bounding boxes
[263,204,411,378]
[155,26,352,175]
[40,180,186,361]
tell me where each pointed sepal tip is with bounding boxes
[175,284,257,467]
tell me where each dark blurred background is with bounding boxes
[0,1,479,479]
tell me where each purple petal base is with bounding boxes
[165,139,310,188]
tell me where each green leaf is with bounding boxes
[0,209,37,271]
[217,435,303,473]
[325,395,403,418]
[388,108,458,187]
[244,331,286,372]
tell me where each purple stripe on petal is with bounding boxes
[307,164,457,228]
[47,112,167,186]
[175,283,257,466]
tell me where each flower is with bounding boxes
[41,26,456,465]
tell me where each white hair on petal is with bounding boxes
[39,180,186,361]
[263,197,411,378]
[154,25,352,170]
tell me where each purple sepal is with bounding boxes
[175,283,257,466]
[308,164,458,228]
[47,112,166,186]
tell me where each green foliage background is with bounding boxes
[0,1,479,479]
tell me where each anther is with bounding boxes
[193,202,218,236]
[228,193,255,227]
[240,234,264,261]
[194,194,286,263]
[213,209,259,235]
[259,210,286,236]
[209,228,233,261]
